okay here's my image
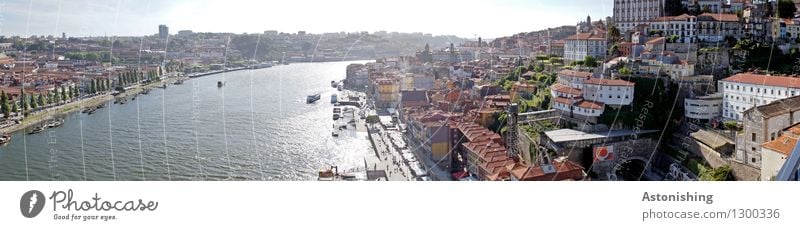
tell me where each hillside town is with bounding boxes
[349,0,800,181]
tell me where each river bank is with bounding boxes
[0,76,186,135]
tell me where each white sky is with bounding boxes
[0,0,612,38]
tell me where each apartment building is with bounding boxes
[720,73,800,121]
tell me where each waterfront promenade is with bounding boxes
[365,119,414,181]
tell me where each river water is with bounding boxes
[0,61,372,181]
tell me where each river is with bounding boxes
[0,61,372,181]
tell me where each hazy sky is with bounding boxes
[0,0,612,38]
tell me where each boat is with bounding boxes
[141,88,151,95]
[174,79,184,85]
[0,134,11,145]
[331,94,338,104]
[87,108,96,115]
[306,94,321,103]
[161,83,168,89]
[46,119,64,128]
[96,103,106,109]
[331,131,339,137]
[28,126,44,135]
[217,81,224,88]
[82,107,94,113]
[333,113,340,120]
[131,97,136,101]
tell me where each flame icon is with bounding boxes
[20,190,45,218]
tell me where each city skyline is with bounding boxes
[0,0,613,39]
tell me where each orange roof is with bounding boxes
[550,84,582,96]
[575,100,604,110]
[721,73,800,88]
[553,97,573,105]
[510,161,585,181]
[558,70,592,79]
[584,78,635,86]
[762,124,800,157]
[698,13,739,22]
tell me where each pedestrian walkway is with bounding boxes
[365,123,414,181]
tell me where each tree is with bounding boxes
[29,93,37,110]
[91,79,97,94]
[0,91,9,119]
[67,86,72,100]
[54,87,61,104]
[778,0,797,19]
[106,79,111,90]
[607,25,621,42]
[11,102,18,116]
[73,86,79,98]
[61,85,67,102]
[584,55,598,67]
[37,94,45,107]
[20,89,27,112]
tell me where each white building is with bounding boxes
[696,13,742,42]
[650,14,697,43]
[720,73,800,121]
[614,0,666,33]
[550,70,635,120]
[564,32,607,63]
[684,92,723,120]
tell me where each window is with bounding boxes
[751,158,756,163]
[752,133,756,142]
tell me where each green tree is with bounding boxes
[29,93,37,110]
[607,25,621,43]
[54,87,61,104]
[91,79,97,94]
[37,94,45,106]
[0,90,9,119]
[584,56,598,67]
[61,85,67,102]
[106,79,111,90]
[11,102,18,115]
[20,89,27,112]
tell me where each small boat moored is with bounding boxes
[307,94,321,103]
[28,126,44,135]
[217,81,224,88]
[0,133,11,145]
[46,119,64,128]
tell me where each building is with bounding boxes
[614,0,666,33]
[684,92,723,121]
[507,160,586,181]
[736,95,800,169]
[550,70,635,123]
[651,14,697,43]
[563,31,607,63]
[374,78,400,109]
[548,40,565,57]
[761,123,800,181]
[345,64,369,90]
[720,73,800,121]
[455,122,511,180]
[158,25,169,39]
[696,13,742,42]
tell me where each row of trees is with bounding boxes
[0,85,82,119]
[117,68,163,88]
